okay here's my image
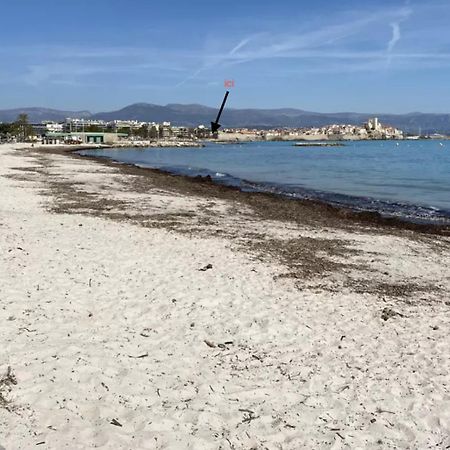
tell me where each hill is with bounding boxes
[92,103,450,134]
[0,108,91,123]
[1,104,450,134]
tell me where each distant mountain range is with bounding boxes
[1,103,450,134]
[0,107,90,123]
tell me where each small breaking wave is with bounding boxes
[152,166,450,225]
[78,148,450,225]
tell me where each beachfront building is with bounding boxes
[38,121,64,133]
[43,132,128,145]
[64,119,108,133]
[172,126,193,139]
[194,124,211,139]
[37,118,214,142]
[160,122,172,139]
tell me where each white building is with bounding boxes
[45,122,64,132]
[366,117,382,132]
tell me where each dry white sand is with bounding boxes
[1,143,449,449]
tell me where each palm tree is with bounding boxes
[15,114,33,142]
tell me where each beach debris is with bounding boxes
[199,263,213,271]
[381,307,405,321]
[217,341,234,349]
[375,407,396,415]
[240,408,260,424]
[0,367,17,411]
[0,367,17,388]
[128,352,149,359]
[18,327,36,333]
[204,339,233,349]
[110,418,122,427]
[337,385,350,393]
[140,328,152,337]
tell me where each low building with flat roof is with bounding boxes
[43,132,128,145]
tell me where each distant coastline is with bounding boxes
[2,103,450,135]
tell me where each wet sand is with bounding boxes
[39,145,450,236]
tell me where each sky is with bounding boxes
[1,0,450,113]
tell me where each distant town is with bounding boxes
[0,114,447,147]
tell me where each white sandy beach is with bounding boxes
[1,143,449,449]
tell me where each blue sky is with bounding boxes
[1,0,449,113]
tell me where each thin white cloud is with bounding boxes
[21,61,185,86]
[2,1,450,91]
[175,34,262,87]
[388,22,401,53]
[174,4,422,85]
[384,3,412,68]
[228,37,253,56]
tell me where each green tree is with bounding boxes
[149,126,158,140]
[15,114,34,141]
[85,125,103,133]
[135,125,149,139]
[0,122,14,138]
[117,127,131,135]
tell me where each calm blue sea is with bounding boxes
[80,140,450,224]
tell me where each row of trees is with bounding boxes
[0,114,34,142]
[124,125,159,139]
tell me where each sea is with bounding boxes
[79,140,450,224]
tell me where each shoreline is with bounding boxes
[40,144,450,235]
[1,142,450,448]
